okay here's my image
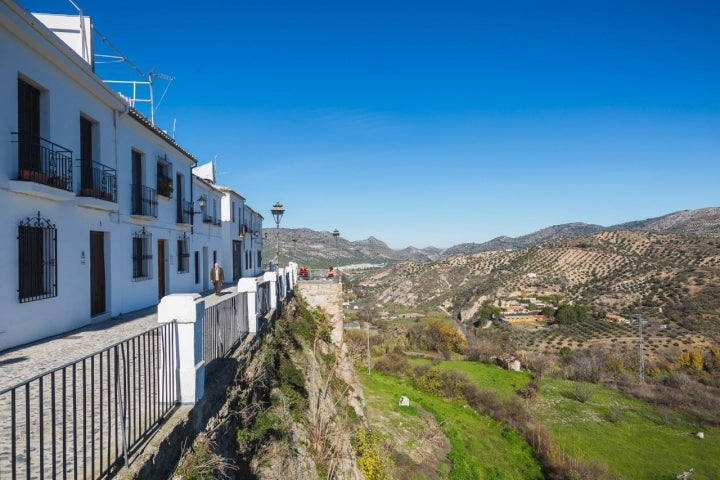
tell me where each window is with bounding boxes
[232,201,236,222]
[177,236,190,273]
[132,227,153,281]
[18,212,57,303]
[156,154,173,198]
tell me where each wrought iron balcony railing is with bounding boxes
[78,159,117,202]
[12,133,73,192]
[177,199,193,224]
[131,184,158,217]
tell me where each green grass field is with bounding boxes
[422,360,720,480]
[360,370,543,480]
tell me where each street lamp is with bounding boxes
[270,202,284,267]
[332,229,340,267]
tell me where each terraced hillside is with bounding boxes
[367,230,720,339]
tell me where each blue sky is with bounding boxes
[24,0,720,249]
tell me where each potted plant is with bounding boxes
[157,175,173,197]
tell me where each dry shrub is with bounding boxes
[373,350,410,377]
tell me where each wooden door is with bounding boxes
[157,239,166,299]
[90,231,106,315]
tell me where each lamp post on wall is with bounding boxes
[332,229,340,267]
[271,202,284,268]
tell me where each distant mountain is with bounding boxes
[612,207,720,235]
[263,228,410,268]
[265,207,720,268]
[442,222,605,256]
[441,207,720,257]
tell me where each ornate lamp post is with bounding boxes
[332,229,340,267]
[270,202,285,267]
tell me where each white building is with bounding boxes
[0,1,265,351]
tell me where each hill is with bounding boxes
[364,229,720,340]
[266,207,720,268]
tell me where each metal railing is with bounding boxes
[203,292,249,365]
[0,323,178,479]
[298,268,341,283]
[12,132,73,192]
[79,159,117,202]
[177,199,193,225]
[130,184,158,217]
[257,281,271,319]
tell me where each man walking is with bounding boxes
[210,262,224,295]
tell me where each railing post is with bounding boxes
[158,294,205,404]
[238,278,258,333]
[264,271,278,309]
[288,262,298,290]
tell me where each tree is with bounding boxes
[479,305,502,321]
[540,306,556,319]
[555,305,578,325]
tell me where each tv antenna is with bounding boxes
[93,27,174,125]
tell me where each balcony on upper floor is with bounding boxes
[78,159,117,202]
[12,133,73,192]
[177,199,193,225]
[131,184,158,217]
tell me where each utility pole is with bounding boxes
[638,314,645,384]
[366,321,371,374]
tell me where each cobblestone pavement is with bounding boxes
[0,285,238,478]
[0,286,235,392]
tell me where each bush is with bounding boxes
[571,382,593,403]
[373,350,410,377]
[353,427,391,480]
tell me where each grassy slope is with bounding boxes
[360,370,543,480]
[429,360,720,480]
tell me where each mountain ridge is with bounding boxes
[265,207,720,267]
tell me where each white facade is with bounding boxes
[219,186,246,282]
[242,205,265,278]
[0,1,264,351]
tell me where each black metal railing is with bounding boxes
[12,133,73,192]
[299,268,341,283]
[0,323,178,479]
[130,184,158,217]
[202,293,249,365]
[79,159,117,202]
[177,199,192,224]
[257,281,271,319]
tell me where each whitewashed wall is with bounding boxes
[0,3,220,351]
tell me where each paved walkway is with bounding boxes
[0,285,237,392]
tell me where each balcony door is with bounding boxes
[80,116,93,190]
[17,78,40,172]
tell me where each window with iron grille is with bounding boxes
[132,228,153,281]
[177,236,190,273]
[18,212,57,303]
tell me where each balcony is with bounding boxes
[131,184,158,217]
[177,199,193,224]
[78,159,117,202]
[12,133,73,192]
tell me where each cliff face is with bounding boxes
[170,289,365,480]
[249,285,365,479]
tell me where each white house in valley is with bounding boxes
[0,0,266,351]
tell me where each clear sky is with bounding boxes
[23,0,720,249]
